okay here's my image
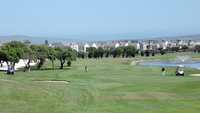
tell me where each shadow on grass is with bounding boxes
[0,70,7,72]
[40,67,74,70]
[32,80,70,83]
[17,65,77,71]
[0,70,14,75]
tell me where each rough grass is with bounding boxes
[0,53,200,113]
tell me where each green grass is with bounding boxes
[0,53,200,113]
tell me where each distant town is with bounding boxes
[1,34,200,52]
[10,39,199,52]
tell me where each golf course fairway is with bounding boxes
[0,53,200,113]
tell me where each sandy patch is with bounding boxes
[0,79,16,82]
[34,80,70,83]
[190,74,200,76]
[131,61,139,65]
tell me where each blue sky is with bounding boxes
[0,0,200,41]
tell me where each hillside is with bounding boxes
[138,34,200,41]
[0,34,200,44]
[0,35,86,44]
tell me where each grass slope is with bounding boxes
[0,53,200,113]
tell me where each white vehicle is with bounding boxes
[176,65,184,76]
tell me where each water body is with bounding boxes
[139,61,200,69]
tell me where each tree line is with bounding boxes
[78,45,200,59]
[0,41,77,70]
[77,45,156,58]
[0,41,199,70]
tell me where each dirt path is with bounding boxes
[190,74,200,76]
[34,80,70,83]
[0,79,16,82]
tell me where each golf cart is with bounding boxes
[176,65,184,76]
[7,65,14,74]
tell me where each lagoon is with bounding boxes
[138,60,200,69]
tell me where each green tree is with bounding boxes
[135,49,140,57]
[1,41,31,70]
[55,47,68,69]
[30,45,39,51]
[171,47,179,52]
[77,51,86,58]
[55,47,77,69]
[98,47,104,58]
[124,45,135,57]
[21,52,35,72]
[181,45,190,52]
[151,50,156,56]
[157,48,162,51]
[86,47,97,58]
[105,49,112,58]
[35,46,47,69]
[47,47,57,69]
[66,48,77,66]
[195,45,200,53]
[140,51,144,56]
[94,50,99,58]
[191,47,197,53]
[0,50,7,67]
[113,47,123,58]
[166,47,171,53]
[145,50,150,57]
[160,49,166,55]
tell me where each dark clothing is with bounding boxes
[162,67,165,71]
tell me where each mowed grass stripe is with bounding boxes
[0,53,200,112]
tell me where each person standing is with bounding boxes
[27,66,30,75]
[85,66,88,72]
[162,66,165,76]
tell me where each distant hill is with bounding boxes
[0,35,87,44]
[95,34,200,42]
[138,34,200,41]
[0,34,200,44]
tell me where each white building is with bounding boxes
[103,42,120,51]
[159,44,167,49]
[152,44,160,51]
[55,41,78,51]
[129,43,140,49]
[78,43,90,52]
[87,43,98,49]
[189,40,200,48]
[167,41,177,47]
[119,42,129,47]
[95,42,104,49]
[139,42,148,51]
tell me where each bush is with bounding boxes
[152,51,156,56]
[185,50,189,52]
[67,61,71,66]
[160,49,165,55]
[140,51,144,56]
[132,53,135,57]
[145,50,150,57]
